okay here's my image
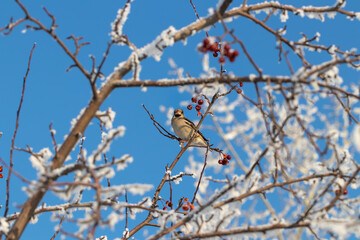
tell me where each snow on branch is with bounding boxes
[88,126,126,167]
[110,0,133,44]
[137,26,177,61]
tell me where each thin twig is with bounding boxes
[5,43,36,218]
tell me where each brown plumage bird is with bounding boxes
[171,109,208,146]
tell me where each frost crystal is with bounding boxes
[96,107,116,130]
[88,126,126,167]
[29,148,53,174]
[137,26,177,61]
[280,10,288,22]
[110,1,132,44]
[131,51,141,80]
[0,218,9,234]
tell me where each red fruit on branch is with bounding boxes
[224,44,231,52]
[209,43,218,52]
[203,38,210,47]
[187,105,193,110]
[219,57,225,64]
[222,159,229,165]
[182,204,190,211]
[198,99,204,105]
[195,105,201,111]
[191,97,197,103]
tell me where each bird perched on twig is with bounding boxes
[171,109,209,147]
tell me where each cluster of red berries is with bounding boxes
[163,200,173,210]
[0,165,3,178]
[335,188,348,196]
[199,38,239,64]
[181,198,195,211]
[187,97,204,113]
[218,154,231,165]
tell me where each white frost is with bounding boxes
[137,26,177,61]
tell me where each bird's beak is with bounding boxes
[174,109,182,117]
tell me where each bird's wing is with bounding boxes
[183,117,208,142]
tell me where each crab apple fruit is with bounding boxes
[222,159,229,165]
[189,204,195,211]
[233,50,239,57]
[224,44,231,52]
[195,105,201,111]
[213,52,218,57]
[209,43,218,52]
[182,204,190,211]
[239,82,243,87]
[236,88,242,94]
[198,99,204,105]
[218,159,223,165]
[226,155,232,160]
[163,207,168,210]
[203,38,210,47]
[191,97,197,103]
[219,56,226,64]
[187,105,193,110]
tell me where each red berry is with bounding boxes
[182,204,189,211]
[218,159,223,165]
[0,165,2,172]
[233,50,239,57]
[163,207,168,210]
[191,97,197,103]
[203,38,210,47]
[213,52,218,57]
[222,159,229,165]
[226,155,231,160]
[224,44,231,52]
[187,105,193,110]
[209,43,218,52]
[229,57,235,62]
[166,200,170,205]
[219,57,225,64]
[189,204,195,211]
[0,173,3,178]
[343,189,348,195]
[236,88,242,94]
[198,99,204,105]
[195,105,201,111]
[239,82,243,87]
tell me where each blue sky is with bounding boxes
[1,0,360,239]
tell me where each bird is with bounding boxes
[171,109,209,147]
